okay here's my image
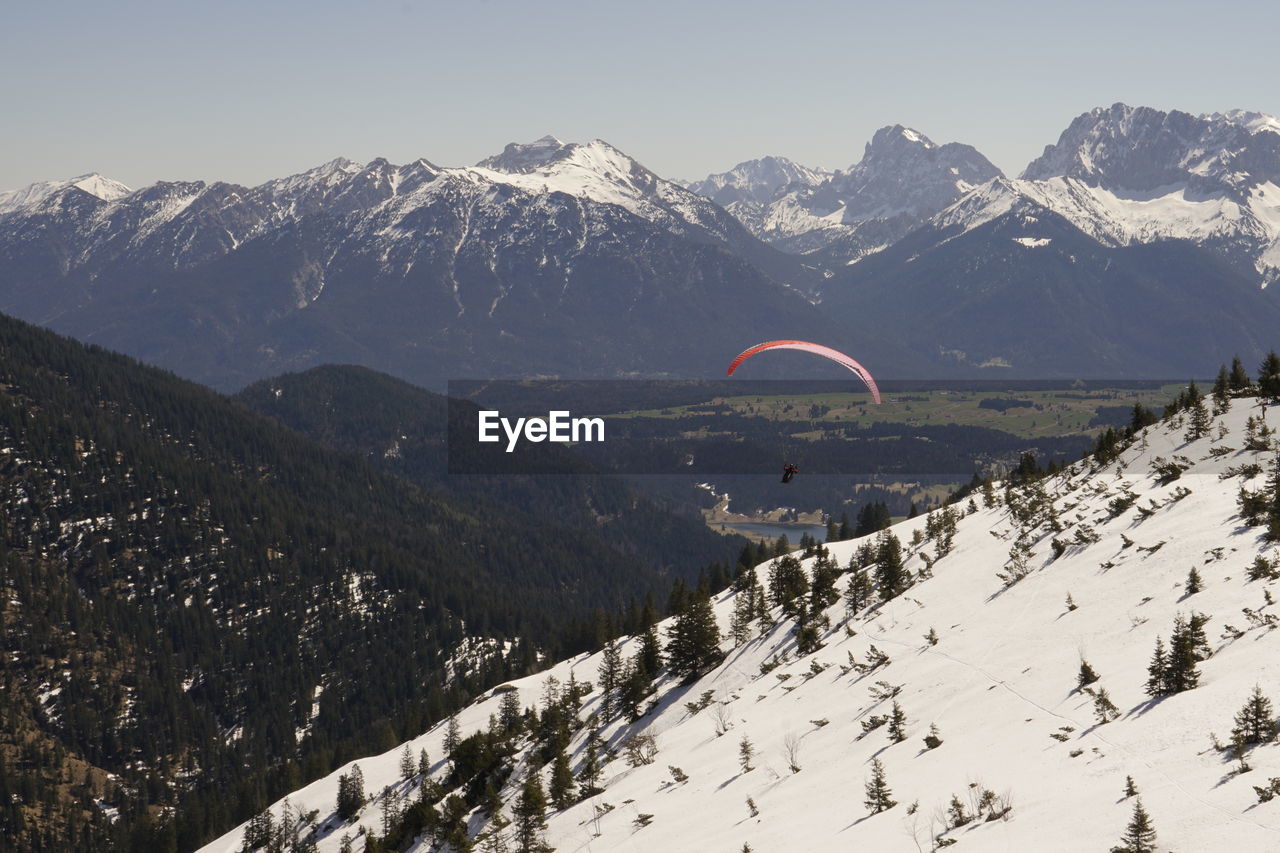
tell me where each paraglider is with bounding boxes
[781,463,798,484]
[726,340,882,404]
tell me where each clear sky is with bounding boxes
[4,0,1278,192]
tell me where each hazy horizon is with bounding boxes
[5,0,1279,192]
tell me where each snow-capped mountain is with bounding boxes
[934,104,1280,284]
[0,138,834,390]
[684,155,831,206]
[198,395,1280,853]
[689,126,1003,259]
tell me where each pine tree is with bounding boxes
[1260,350,1280,401]
[665,588,722,680]
[1268,452,1280,543]
[729,582,758,646]
[618,657,652,722]
[845,564,874,616]
[381,786,402,838]
[873,531,908,601]
[400,744,415,782]
[809,551,840,612]
[242,810,275,850]
[637,625,662,676]
[418,747,431,777]
[597,641,622,718]
[767,555,808,617]
[1094,687,1120,724]
[577,735,604,797]
[1165,613,1205,693]
[512,773,548,853]
[1111,797,1157,853]
[1185,566,1202,595]
[886,700,908,742]
[1213,364,1232,414]
[444,714,462,759]
[1232,684,1277,746]
[1145,637,1167,698]
[1123,776,1138,798]
[499,690,523,736]
[1078,659,1100,690]
[1230,355,1253,392]
[1185,393,1212,441]
[947,794,970,828]
[738,735,755,773]
[336,763,366,821]
[864,758,897,814]
[549,746,575,810]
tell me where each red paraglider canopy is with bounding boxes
[726,340,882,404]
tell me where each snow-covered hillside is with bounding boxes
[200,395,1280,853]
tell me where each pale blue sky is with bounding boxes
[4,0,1278,191]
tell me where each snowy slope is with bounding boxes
[933,175,1280,284]
[201,398,1280,853]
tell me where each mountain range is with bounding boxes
[2,104,1280,389]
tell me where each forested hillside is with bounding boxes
[0,316,738,851]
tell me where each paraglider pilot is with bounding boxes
[781,463,798,484]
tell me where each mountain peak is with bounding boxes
[69,173,133,201]
[0,173,132,216]
[685,156,830,205]
[864,124,937,157]
[1208,108,1280,136]
[475,135,571,173]
[1020,103,1280,193]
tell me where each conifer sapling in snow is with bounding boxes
[400,744,415,782]
[1185,566,1202,595]
[1110,797,1158,853]
[739,735,755,773]
[1094,687,1120,724]
[1232,684,1277,746]
[864,757,897,814]
[444,714,462,760]
[1077,658,1100,690]
[948,794,971,828]
[1123,776,1138,798]
[887,700,908,742]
